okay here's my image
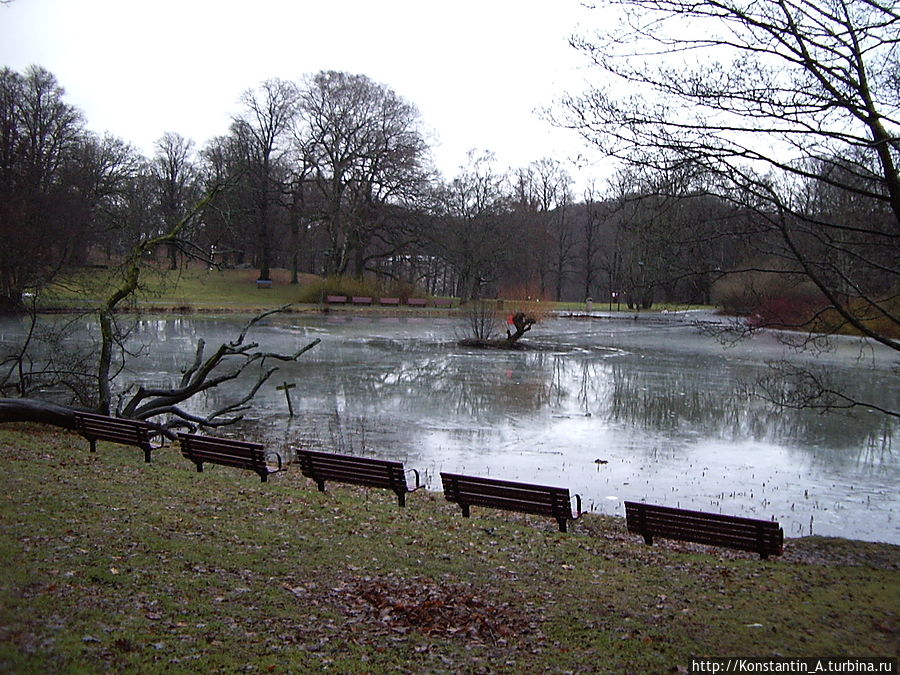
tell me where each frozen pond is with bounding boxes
[5,312,898,544]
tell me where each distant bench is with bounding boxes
[73,412,157,463]
[352,296,373,305]
[441,472,582,532]
[325,295,348,304]
[406,298,427,307]
[379,297,400,306]
[295,449,422,507]
[256,279,273,289]
[434,298,453,308]
[624,501,784,559]
[178,432,284,483]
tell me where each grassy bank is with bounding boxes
[40,267,707,315]
[1,425,897,673]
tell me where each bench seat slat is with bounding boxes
[298,455,404,472]
[447,484,569,503]
[636,524,780,548]
[629,513,781,537]
[182,451,266,468]
[299,465,403,482]
[81,429,148,444]
[624,501,778,525]
[299,469,405,490]
[181,447,266,461]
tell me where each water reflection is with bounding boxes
[1,313,896,543]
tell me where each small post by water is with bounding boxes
[276,381,296,416]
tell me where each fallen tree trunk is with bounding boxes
[0,398,80,430]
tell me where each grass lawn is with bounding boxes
[0,425,897,673]
[40,266,710,315]
[43,267,319,312]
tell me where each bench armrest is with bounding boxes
[571,493,583,520]
[265,450,284,472]
[406,468,423,491]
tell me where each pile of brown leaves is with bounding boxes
[286,573,541,646]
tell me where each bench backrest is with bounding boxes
[178,432,268,470]
[295,449,408,492]
[74,412,152,448]
[624,501,783,558]
[441,472,574,520]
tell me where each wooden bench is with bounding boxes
[178,432,284,482]
[440,472,582,532]
[295,449,422,507]
[73,412,157,463]
[434,298,453,308]
[352,296,373,305]
[406,297,427,307]
[325,295,348,304]
[256,279,273,289]
[624,501,784,559]
[379,297,400,306]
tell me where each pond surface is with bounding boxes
[6,311,899,544]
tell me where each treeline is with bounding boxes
[0,65,882,315]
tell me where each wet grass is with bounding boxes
[1,424,897,673]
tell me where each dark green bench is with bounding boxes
[295,449,421,507]
[178,432,284,482]
[73,411,157,463]
[624,501,784,559]
[440,472,582,532]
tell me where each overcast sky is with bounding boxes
[0,0,600,183]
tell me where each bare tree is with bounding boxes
[580,182,607,301]
[559,0,899,415]
[0,66,84,311]
[432,151,517,301]
[1,189,321,432]
[512,158,577,300]
[232,78,299,282]
[296,71,433,278]
[560,0,898,349]
[152,132,199,270]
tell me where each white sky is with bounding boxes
[0,0,601,183]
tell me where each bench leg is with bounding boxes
[88,438,97,453]
[557,518,568,533]
[395,491,406,507]
[194,462,204,473]
[461,504,470,518]
[643,533,653,546]
[315,479,326,493]
[143,448,152,463]
[258,472,268,483]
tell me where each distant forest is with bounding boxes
[0,60,896,329]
